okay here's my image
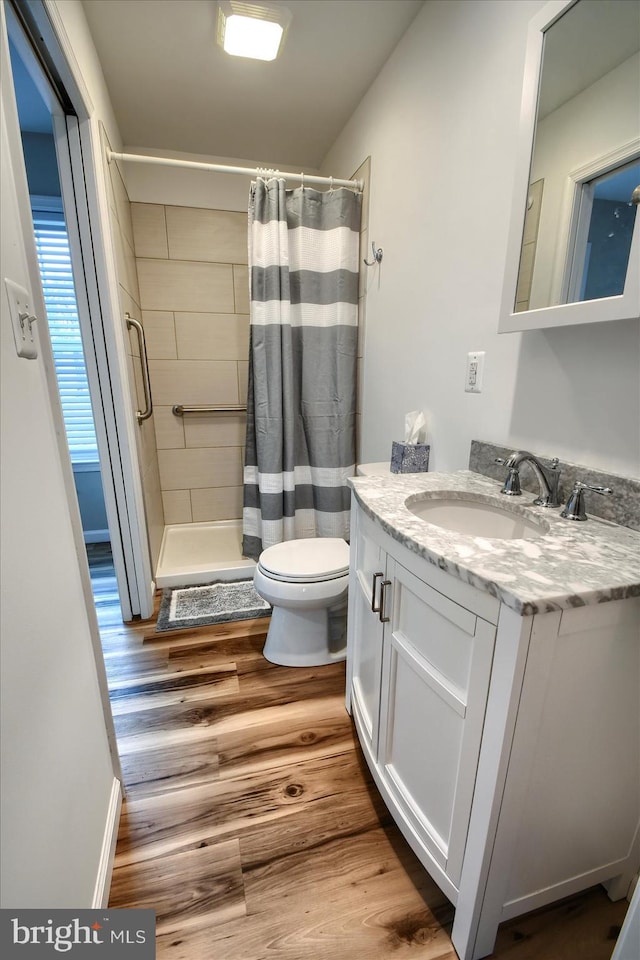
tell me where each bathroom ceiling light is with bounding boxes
[217,1,292,61]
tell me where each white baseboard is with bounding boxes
[92,777,123,908]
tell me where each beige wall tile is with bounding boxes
[158,447,242,490]
[233,265,250,313]
[131,203,168,259]
[237,361,249,404]
[148,359,239,406]
[165,207,247,264]
[191,486,243,522]
[138,413,160,475]
[184,414,246,448]
[113,222,132,303]
[109,160,135,254]
[124,236,141,305]
[154,405,185,449]
[113,222,141,305]
[137,259,235,313]
[174,312,249,361]
[162,490,192,525]
[141,456,165,569]
[142,311,177,359]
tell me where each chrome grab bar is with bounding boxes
[125,314,153,423]
[172,404,247,416]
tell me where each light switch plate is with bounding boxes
[4,277,38,359]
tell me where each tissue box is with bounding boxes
[390,441,430,473]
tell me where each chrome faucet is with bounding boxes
[495,451,562,507]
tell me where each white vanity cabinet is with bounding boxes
[347,505,498,900]
[346,494,640,960]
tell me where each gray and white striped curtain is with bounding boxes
[242,178,361,560]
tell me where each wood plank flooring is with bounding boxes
[90,550,628,959]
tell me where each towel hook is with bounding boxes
[363,242,383,267]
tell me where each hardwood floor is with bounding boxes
[90,552,628,959]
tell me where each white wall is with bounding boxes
[0,4,117,906]
[321,0,640,479]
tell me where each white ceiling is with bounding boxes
[81,0,425,169]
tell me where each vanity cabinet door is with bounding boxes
[347,508,387,758]
[378,557,495,887]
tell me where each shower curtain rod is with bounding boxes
[107,151,363,191]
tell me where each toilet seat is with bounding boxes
[258,538,349,583]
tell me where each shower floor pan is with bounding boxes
[155,520,255,588]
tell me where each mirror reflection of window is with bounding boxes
[515,0,640,312]
[569,160,640,302]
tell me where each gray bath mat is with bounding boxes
[156,579,271,632]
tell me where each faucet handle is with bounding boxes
[495,458,522,496]
[560,480,613,521]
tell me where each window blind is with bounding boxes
[32,212,99,463]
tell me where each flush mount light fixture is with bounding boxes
[217,1,292,61]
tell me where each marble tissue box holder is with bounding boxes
[391,441,430,474]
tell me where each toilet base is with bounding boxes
[262,605,347,667]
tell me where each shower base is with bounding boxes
[155,519,255,588]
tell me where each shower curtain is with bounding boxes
[242,178,361,560]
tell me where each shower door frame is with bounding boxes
[12,0,155,620]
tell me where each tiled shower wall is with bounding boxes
[104,143,165,569]
[130,203,250,525]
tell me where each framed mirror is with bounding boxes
[499,0,640,333]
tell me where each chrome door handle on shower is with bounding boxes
[125,313,153,423]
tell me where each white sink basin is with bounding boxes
[405,495,549,540]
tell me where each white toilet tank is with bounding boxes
[356,462,391,477]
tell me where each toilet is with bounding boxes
[253,465,390,667]
[253,537,350,667]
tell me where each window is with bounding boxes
[32,207,99,463]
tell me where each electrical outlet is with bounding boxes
[465,351,485,393]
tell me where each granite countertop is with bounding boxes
[349,470,640,616]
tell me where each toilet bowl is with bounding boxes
[253,538,350,667]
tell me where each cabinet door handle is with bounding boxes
[379,580,392,623]
[371,571,384,612]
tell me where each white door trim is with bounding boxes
[19,0,156,618]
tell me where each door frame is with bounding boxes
[10,0,155,619]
